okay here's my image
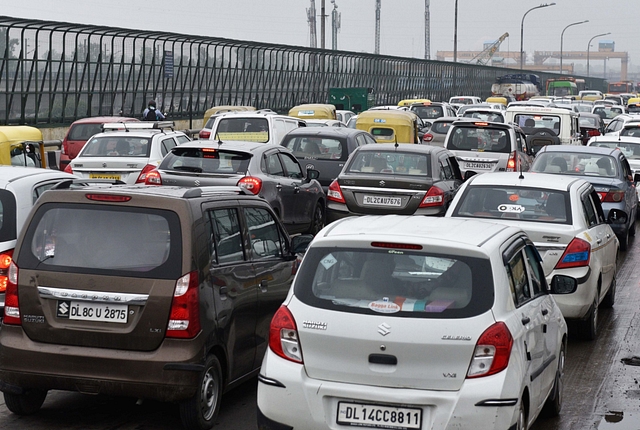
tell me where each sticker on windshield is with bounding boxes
[320,254,337,270]
[498,204,525,213]
[369,298,401,313]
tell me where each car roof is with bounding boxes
[464,171,585,191]
[461,107,504,113]
[433,116,463,123]
[538,144,621,156]
[0,166,76,184]
[590,136,640,144]
[451,120,514,130]
[354,143,445,154]
[284,127,366,138]
[506,106,577,116]
[172,140,279,153]
[71,116,139,124]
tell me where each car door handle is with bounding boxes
[259,279,268,292]
[597,239,602,244]
[276,184,282,190]
[521,316,531,325]
[541,308,548,316]
[606,234,611,239]
[294,186,300,193]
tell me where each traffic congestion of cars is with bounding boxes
[0,88,639,430]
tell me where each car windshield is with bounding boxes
[68,123,105,141]
[628,105,640,114]
[282,136,345,160]
[346,151,430,176]
[452,186,571,224]
[531,152,619,178]
[514,114,561,136]
[620,127,640,138]
[411,105,444,119]
[447,126,511,153]
[593,106,624,120]
[573,104,593,113]
[462,111,504,122]
[81,136,151,157]
[215,118,269,143]
[162,147,251,174]
[590,141,640,160]
[293,247,494,318]
[431,121,453,134]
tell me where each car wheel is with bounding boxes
[630,219,636,237]
[579,295,599,341]
[515,399,528,430]
[307,202,325,235]
[601,273,616,308]
[542,340,565,417]
[4,389,47,415]
[619,229,629,252]
[179,355,223,430]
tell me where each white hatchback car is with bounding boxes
[446,172,620,340]
[64,121,190,184]
[257,215,577,430]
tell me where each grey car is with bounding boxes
[145,141,326,235]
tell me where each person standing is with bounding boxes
[142,100,165,121]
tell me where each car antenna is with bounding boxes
[519,161,524,180]
[215,133,223,145]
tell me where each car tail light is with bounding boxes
[64,163,73,174]
[4,261,20,325]
[166,271,201,339]
[587,129,601,137]
[467,322,513,378]
[136,164,157,183]
[269,305,303,363]
[0,249,14,293]
[423,133,434,142]
[199,130,211,139]
[419,186,444,207]
[237,176,262,195]
[145,170,162,185]
[602,188,625,203]
[327,179,345,203]
[85,194,132,202]
[506,151,517,172]
[555,237,590,270]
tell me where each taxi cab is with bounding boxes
[355,110,422,143]
[0,126,47,168]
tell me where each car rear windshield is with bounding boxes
[514,114,561,136]
[593,106,624,120]
[161,147,252,174]
[431,121,453,135]
[531,152,618,178]
[347,150,430,176]
[452,186,571,224]
[447,126,511,153]
[294,247,494,319]
[215,118,269,143]
[81,136,151,157]
[590,141,640,160]
[450,98,473,105]
[282,136,345,160]
[462,111,504,123]
[620,126,640,138]
[579,116,599,128]
[17,204,182,279]
[68,123,105,141]
[411,105,444,119]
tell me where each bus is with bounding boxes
[608,82,635,94]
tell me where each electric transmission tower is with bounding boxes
[307,0,317,48]
[331,0,341,50]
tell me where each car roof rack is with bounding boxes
[50,178,126,190]
[182,186,252,199]
[101,121,175,132]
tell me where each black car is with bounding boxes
[145,141,326,235]
[281,127,377,193]
[326,143,463,222]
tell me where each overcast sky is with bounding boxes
[2,1,637,74]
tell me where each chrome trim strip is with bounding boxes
[37,287,149,305]
[530,354,557,382]
[475,398,519,407]
[341,185,426,194]
[258,374,286,388]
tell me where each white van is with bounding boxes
[505,106,581,146]
[209,111,305,145]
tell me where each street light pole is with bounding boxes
[453,0,458,62]
[560,20,589,74]
[587,32,610,77]
[520,3,556,70]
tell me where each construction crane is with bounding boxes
[468,32,509,66]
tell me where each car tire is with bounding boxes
[601,274,616,308]
[179,355,223,430]
[619,229,629,252]
[515,398,528,430]
[4,389,47,415]
[541,339,565,417]
[306,202,325,235]
[579,295,599,341]
[630,219,636,237]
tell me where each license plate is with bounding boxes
[465,162,492,170]
[89,173,121,180]
[57,300,128,323]
[362,195,402,206]
[337,402,422,429]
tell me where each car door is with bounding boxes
[620,155,637,219]
[437,152,461,207]
[278,151,316,226]
[581,189,615,295]
[262,150,296,227]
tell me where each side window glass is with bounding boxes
[209,208,245,264]
[176,135,190,145]
[356,134,367,146]
[161,138,177,156]
[32,182,58,203]
[582,193,598,226]
[364,135,377,145]
[506,250,531,307]
[515,133,524,152]
[266,153,285,176]
[440,157,453,179]
[589,190,606,224]
[524,245,544,297]
[280,153,304,179]
[244,207,283,259]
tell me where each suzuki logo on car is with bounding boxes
[194,179,201,186]
[379,180,386,187]
[102,163,107,168]
[378,323,391,336]
[306,163,315,170]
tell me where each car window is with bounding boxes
[524,245,544,297]
[279,152,304,179]
[0,190,17,242]
[216,117,269,143]
[347,150,430,176]
[82,136,151,158]
[447,126,511,153]
[531,152,618,178]
[265,153,285,176]
[506,249,531,307]
[161,138,177,156]
[209,208,245,264]
[582,192,598,227]
[175,135,190,145]
[462,112,504,123]
[432,121,453,134]
[32,181,64,204]
[439,156,453,180]
[411,105,444,120]
[515,114,560,136]
[68,123,104,141]
[293,247,494,319]
[162,148,251,174]
[283,137,345,160]
[244,207,283,259]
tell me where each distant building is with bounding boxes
[599,40,615,52]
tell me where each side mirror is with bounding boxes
[463,170,477,181]
[306,168,320,182]
[291,234,314,254]
[549,275,578,294]
[607,208,628,225]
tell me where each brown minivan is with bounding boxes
[0,183,311,430]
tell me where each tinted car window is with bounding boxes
[283,137,345,160]
[161,138,176,157]
[532,152,618,178]
[514,114,561,135]
[216,118,269,143]
[210,208,245,264]
[294,248,494,319]
[82,137,151,157]
[0,190,16,242]
[162,148,251,174]
[245,207,283,258]
[593,106,624,120]
[347,150,430,176]
[448,127,511,153]
[411,105,444,120]
[432,121,453,135]
[462,112,504,122]
[280,153,304,179]
[507,250,531,307]
[68,123,104,141]
[590,141,640,160]
[619,127,640,138]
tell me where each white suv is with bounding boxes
[208,111,304,145]
[257,215,578,430]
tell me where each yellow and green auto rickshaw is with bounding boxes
[288,103,337,120]
[0,126,47,168]
[202,105,255,125]
[397,98,431,107]
[355,110,420,143]
[485,96,508,106]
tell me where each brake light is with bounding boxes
[4,261,20,325]
[269,305,303,364]
[467,322,513,378]
[423,133,434,142]
[237,176,262,195]
[199,130,211,139]
[587,129,601,137]
[419,186,444,207]
[64,163,73,174]
[0,249,14,293]
[474,122,489,126]
[506,151,517,172]
[166,271,201,339]
[85,194,132,202]
[554,237,591,269]
[371,242,423,250]
[145,170,162,185]
[603,189,625,203]
[136,164,157,183]
[327,179,346,203]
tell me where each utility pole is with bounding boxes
[424,0,431,60]
[331,0,341,50]
[307,0,317,48]
[375,0,381,54]
[453,0,458,62]
[321,0,326,49]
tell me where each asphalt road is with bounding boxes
[2,228,640,430]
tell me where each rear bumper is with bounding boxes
[326,202,445,224]
[547,266,595,319]
[0,325,205,402]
